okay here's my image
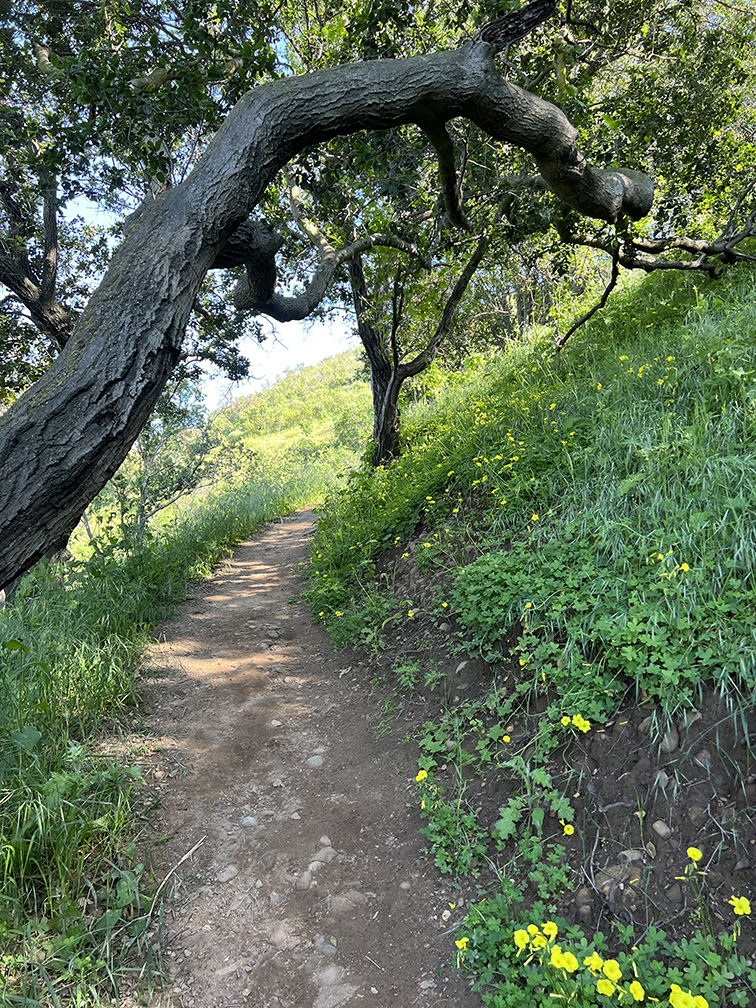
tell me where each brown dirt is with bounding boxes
[131,510,482,1008]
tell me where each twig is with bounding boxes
[555,250,620,351]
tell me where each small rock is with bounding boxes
[312,847,337,864]
[578,903,592,925]
[439,622,450,632]
[291,811,301,820]
[455,661,468,673]
[241,816,258,828]
[261,851,277,871]
[307,755,325,769]
[419,980,437,990]
[679,708,701,730]
[665,882,683,905]
[654,770,671,790]
[618,849,644,864]
[734,856,752,871]
[638,715,654,735]
[660,724,679,754]
[269,891,283,907]
[574,887,591,907]
[687,804,707,826]
[320,835,332,846]
[295,871,313,891]
[371,988,379,995]
[271,719,282,727]
[399,881,411,891]
[652,820,672,840]
[267,630,280,639]
[269,923,289,947]
[284,676,296,683]
[645,841,657,859]
[217,865,239,883]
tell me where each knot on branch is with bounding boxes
[210,218,285,311]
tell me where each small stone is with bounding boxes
[455,661,468,674]
[638,715,654,735]
[320,835,332,846]
[269,923,289,947]
[399,881,411,891]
[284,676,296,683]
[645,841,657,859]
[660,725,679,754]
[241,816,258,828]
[734,856,752,871]
[654,770,671,790]
[665,882,683,905]
[439,622,450,632]
[371,988,379,995]
[687,804,707,826]
[271,719,282,727]
[295,871,313,891]
[306,755,325,769]
[679,708,701,730]
[267,630,280,639]
[261,851,277,871]
[578,903,592,925]
[153,769,165,780]
[291,811,301,820]
[216,865,239,883]
[269,891,283,906]
[652,820,672,840]
[312,847,337,864]
[419,980,437,990]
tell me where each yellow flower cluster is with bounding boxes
[560,714,592,733]
[669,984,708,1008]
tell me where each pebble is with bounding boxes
[320,835,332,846]
[312,846,337,864]
[269,923,289,947]
[269,891,283,906]
[295,870,313,891]
[307,755,325,768]
[660,725,679,754]
[665,882,683,904]
[271,719,282,727]
[241,816,258,828]
[217,865,239,883]
[651,820,672,840]
[261,851,277,871]
[399,881,411,891]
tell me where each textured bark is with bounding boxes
[0,39,654,589]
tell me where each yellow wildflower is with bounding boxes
[455,937,469,950]
[572,714,591,732]
[527,924,540,935]
[531,934,547,949]
[680,562,690,572]
[584,952,604,974]
[597,979,614,996]
[629,980,645,1001]
[531,513,539,521]
[542,921,558,939]
[513,929,529,949]
[415,769,428,782]
[729,895,751,915]
[687,847,703,862]
[560,716,571,726]
[549,945,577,971]
[602,959,622,982]
[561,821,575,836]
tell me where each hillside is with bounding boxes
[309,266,756,1006]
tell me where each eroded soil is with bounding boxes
[133,511,481,1008]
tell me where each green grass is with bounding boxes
[308,264,756,1006]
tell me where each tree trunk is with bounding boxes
[0,40,654,590]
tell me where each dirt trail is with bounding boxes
[138,510,480,1008]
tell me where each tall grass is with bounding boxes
[0,453,341,1006]
[309,264,756,713]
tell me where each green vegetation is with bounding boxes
[0,354,366,1005]
[309,264,756,1006]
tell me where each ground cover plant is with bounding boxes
[309,264,756,1006]
[0,438,351,1005]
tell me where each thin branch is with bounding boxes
[417,113,470,230]
[555,249,620,351]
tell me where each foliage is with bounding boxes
[458,903,756,1007]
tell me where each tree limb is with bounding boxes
[0,38,654,589]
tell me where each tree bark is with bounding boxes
[0,39,654,590]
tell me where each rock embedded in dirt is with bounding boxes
[312,846,337,864]
[307,755,325,768]
[295,870,313,890]
[652,820,673,840]
[241,816,258,828]
[216,864,239,883]
[269,923,289,947]
[260,851,277,871]
[665,882,684,904]
[660,724,679,754]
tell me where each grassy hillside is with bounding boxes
[309,266,756,1006]
[213,350,372,460]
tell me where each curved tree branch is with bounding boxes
[0,37,654,589]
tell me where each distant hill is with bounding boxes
[212,350,373,458]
